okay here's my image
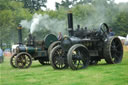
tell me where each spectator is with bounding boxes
[0,48,4,63]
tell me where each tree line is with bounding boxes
[0,0,128,48]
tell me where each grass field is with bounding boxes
[0,47,128,85]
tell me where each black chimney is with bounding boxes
[67,12,74,36]
[17,24,22,45]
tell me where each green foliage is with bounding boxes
[14,0,47,12]
[0,1,32,45]
[0,0,10,10]
[0,0,128,46]
[112,12,128,36]
[33,29,50,40]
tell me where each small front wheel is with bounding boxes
[15,52,32,69]
[50,45,68,69]
[67,44,90,70]
[10,53,17,68]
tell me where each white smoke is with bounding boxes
[20,20,31,30]
[73,1,111,30]
[30,14,41,33]
[20,13,67,34]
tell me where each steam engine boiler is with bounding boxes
[10,25,59,69]
[49,12,123,70]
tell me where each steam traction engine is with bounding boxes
[49,12,123,70]
[10,25,60,69]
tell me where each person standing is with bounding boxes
[0,48,4,63]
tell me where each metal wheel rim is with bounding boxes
[110,38,123,63]
[71,47,89,69]
[10,53,17,68]
[16,53,32,69]
[51,46,68,69]
[48,41,60,56]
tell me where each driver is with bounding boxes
[109,29,115,36]
[58,32,63,40]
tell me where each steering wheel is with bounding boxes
[99,23,109,37]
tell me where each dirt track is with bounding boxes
[124,46,128,51]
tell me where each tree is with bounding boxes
[55,0,93,10]
[0,0,32,46]
[14,0,47,12]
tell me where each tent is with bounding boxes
[118,36,126,40]
[118,36,126,44]
[124,34,128,45]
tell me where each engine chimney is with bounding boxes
[17,24,23,45]
[67,12,74,36]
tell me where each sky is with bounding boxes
[46,0,62,10]
[46,0,128,10]
[115,0,128,3]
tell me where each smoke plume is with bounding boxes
[73,1,112,30]
[20,13,67,35]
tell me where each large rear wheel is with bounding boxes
[104,36,123,64]
[50,45,68,69]
[67,44,90,70]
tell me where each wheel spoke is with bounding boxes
[51,46,68,69]
[76,60,80,68]
[71,48,88,69]
[116,50,122,54]
[15,53,32,69]
[114,54,120,61]
[116,43,120,49]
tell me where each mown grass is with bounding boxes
[0,49,128,85]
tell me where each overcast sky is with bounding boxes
[45,0,128,10]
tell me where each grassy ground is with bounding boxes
[0,47,128,85]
